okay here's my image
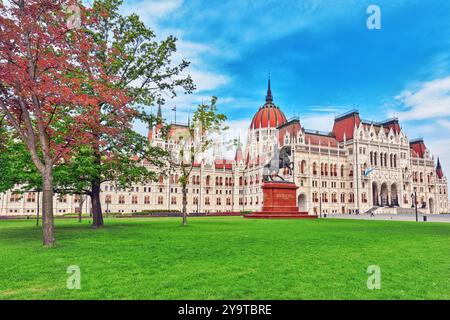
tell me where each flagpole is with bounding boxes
[172,106,177,124]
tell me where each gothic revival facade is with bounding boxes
[1,81,448,216]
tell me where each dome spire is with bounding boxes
[156,102,162,124]
[266,74,273,103]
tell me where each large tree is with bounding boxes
[76,0,194,228]
[0,0,130,246]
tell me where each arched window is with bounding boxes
[119,195,125,204]
[341,165,345,177]
[26,193,36,203]
[301,160,306,174]
[132,195,138,204]
[206,175,211,186]
[313,163,317,175]
[159,175,164,184]
[144,196,150,204]
[349,193,355,203]
[105,195,112,204]
[362,193,368,203]
[312,192,319,203]
[158,196,164,205]
[205,197,210,205]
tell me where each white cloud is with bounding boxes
[188,69,230,92]
[395,76,450,121]
[300,114,335,133]
[437,119,450,130]
[120,0,183,23]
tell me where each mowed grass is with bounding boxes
[0,217,449,300]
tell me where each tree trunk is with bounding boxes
[91,180,103,228]
[78,195,84,223]
[42,165,55,247]
[36,191,40,227]
[182,184,187,226]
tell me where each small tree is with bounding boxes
[169,97,227,225]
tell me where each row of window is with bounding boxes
[370,152,398,168]
[312,192,361,204]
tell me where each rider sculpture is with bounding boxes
[262,145,294,182]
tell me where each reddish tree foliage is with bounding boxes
[0,0,131,246]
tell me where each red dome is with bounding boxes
[250,103,287,129]
[250,78,287,129]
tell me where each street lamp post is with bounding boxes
[319,196,322,218]
[411,188,418,222]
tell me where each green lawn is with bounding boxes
[0,217,449,300]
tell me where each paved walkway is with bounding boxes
[323,213,450,223]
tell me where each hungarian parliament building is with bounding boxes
[1,81,448,216]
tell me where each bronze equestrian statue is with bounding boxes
[263,145,294,182]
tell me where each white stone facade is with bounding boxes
[1,89,448,216]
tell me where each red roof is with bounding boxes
[250,103,287,129]
[214,159,234,170]
[278,120,302,146]
[305,133,338,147]
[410,139,427,159]
[332,111,361,142]
[382,119,401,134]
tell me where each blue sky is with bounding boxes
[121,0,450,176]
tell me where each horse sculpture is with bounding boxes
[263,145,294,182]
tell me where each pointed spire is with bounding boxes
[436,157,444,179]
[265,74,273,103]
[156,103,162,124]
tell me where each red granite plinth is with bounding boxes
[244,182,318,219]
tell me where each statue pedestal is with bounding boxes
[244,182,318,219]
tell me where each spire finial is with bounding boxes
[266,73,273,103]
